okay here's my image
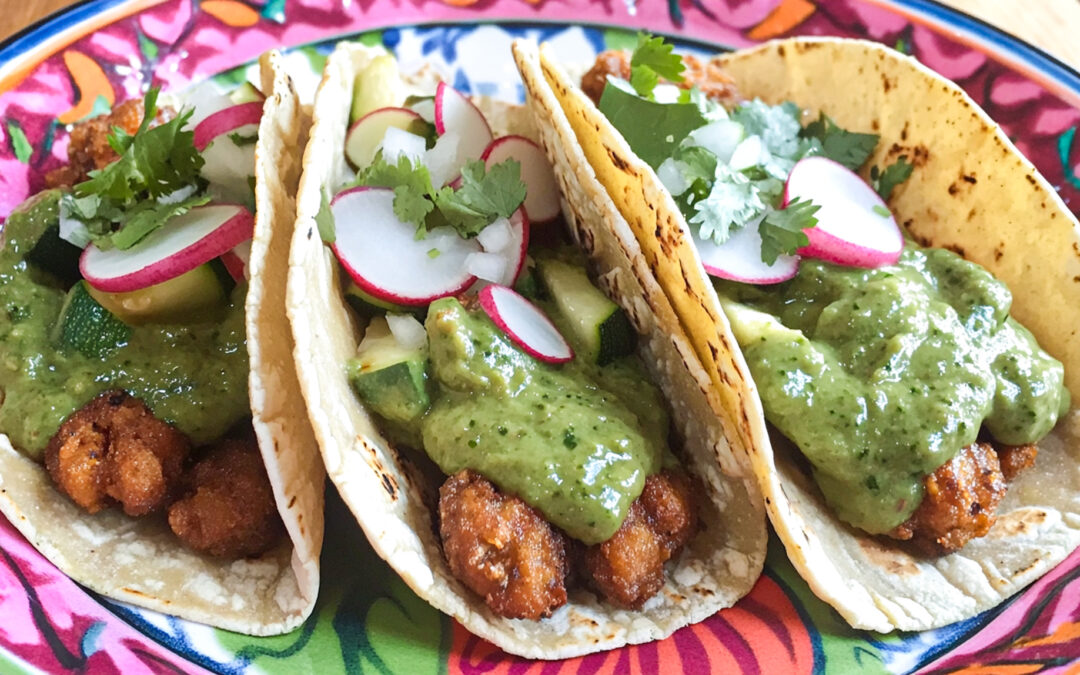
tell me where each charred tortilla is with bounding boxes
[522,36,1080,632]
[0,51,324,635]
[286,42,767,659]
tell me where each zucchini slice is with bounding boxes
[536,258,635,366]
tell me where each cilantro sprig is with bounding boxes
[63,88,208,250]
[759,198,820,265]
[629,33,686,99]
[352,153,526,240]
[869,156,914,200]
[801,113,879,170]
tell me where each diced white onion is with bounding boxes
[687,120,745,165]
[58,199,91,248]
[386,313,427,350]
[465,251,507,283]
[425,131,461,187]
[157,184,198,205]
[379,127,427,165]
[657,157,690,197]
[653,84,682,104]
[477,217,512,252]
[729,135,764,171]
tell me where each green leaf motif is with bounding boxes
[6,120,32,164]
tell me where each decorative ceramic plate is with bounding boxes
[2,1,1080,672]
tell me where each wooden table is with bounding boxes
[1,0,1079,68]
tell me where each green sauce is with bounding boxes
[418,297,666,545]
[718,245,1068,533]
[0,192,250,458]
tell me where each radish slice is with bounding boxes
[81,204,254,293]
[478,285,573,364]
[695,217,800,284]
[193,102,264,152]
[330,186,480,306]
[344,107,427,170]
[481,136,561,223]
[785,156,904,268]
[195,103,261,204]
[220,239,251,282]
[427,82,493,186]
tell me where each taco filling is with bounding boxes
[0,86,284,558]
[317,57,708,618]
[582,36,1068,555]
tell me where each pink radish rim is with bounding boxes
[329,186,478,306]
[434,81,493,138]
[81,204,254,292]
[481,135,560,224]
[477,285,573,363]
[193,102,264,152]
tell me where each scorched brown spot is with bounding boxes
[606,148,630,172]
[381,472,398,499]
[989,509,1047,538]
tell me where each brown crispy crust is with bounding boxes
[44,390,189,516]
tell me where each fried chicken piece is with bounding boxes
[997,444,1038,482]
[45,390,189,516]
[44,99,172,188]
[888,442,1006,554]
[168,439,284,558]
[680,54,740,105]
[439,470,568,620]
[580,50,740,107]
[581,50,631,104]
[585,472,698,609]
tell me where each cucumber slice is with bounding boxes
[26,223,83,286]
[229,82,264,105]
[350,54,404,125]
[344,281,423,319]
[3,189,82,285]
[53,281,131,359]
[347,317,429,425]
[536,258,635,366]
[85,263,230,325]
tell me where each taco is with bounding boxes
[517,35,1080,632]
[286,42,766,659]
[0,50,323,635]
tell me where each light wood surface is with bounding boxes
[0,1,1078,68]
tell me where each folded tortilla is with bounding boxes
[524,35,1080,632]
[285,41,766,659]
[0,50,324,636]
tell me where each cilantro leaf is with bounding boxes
[228,131,259,147]
[315,190,335,243]
[433,159,526,238]
[630,33,685,84]
[598,82,708,168]
[109,193,212,249]
[758,197,820,265]
[869,156,914,200]
[353,154,526,240]
[629,65,660,99]
[800,112,879,170]
[67,88,208,249]
[354,153,437,235]
[689,163,767,245]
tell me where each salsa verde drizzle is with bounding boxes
[0,191,251,458]
[718,245,1068,533]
